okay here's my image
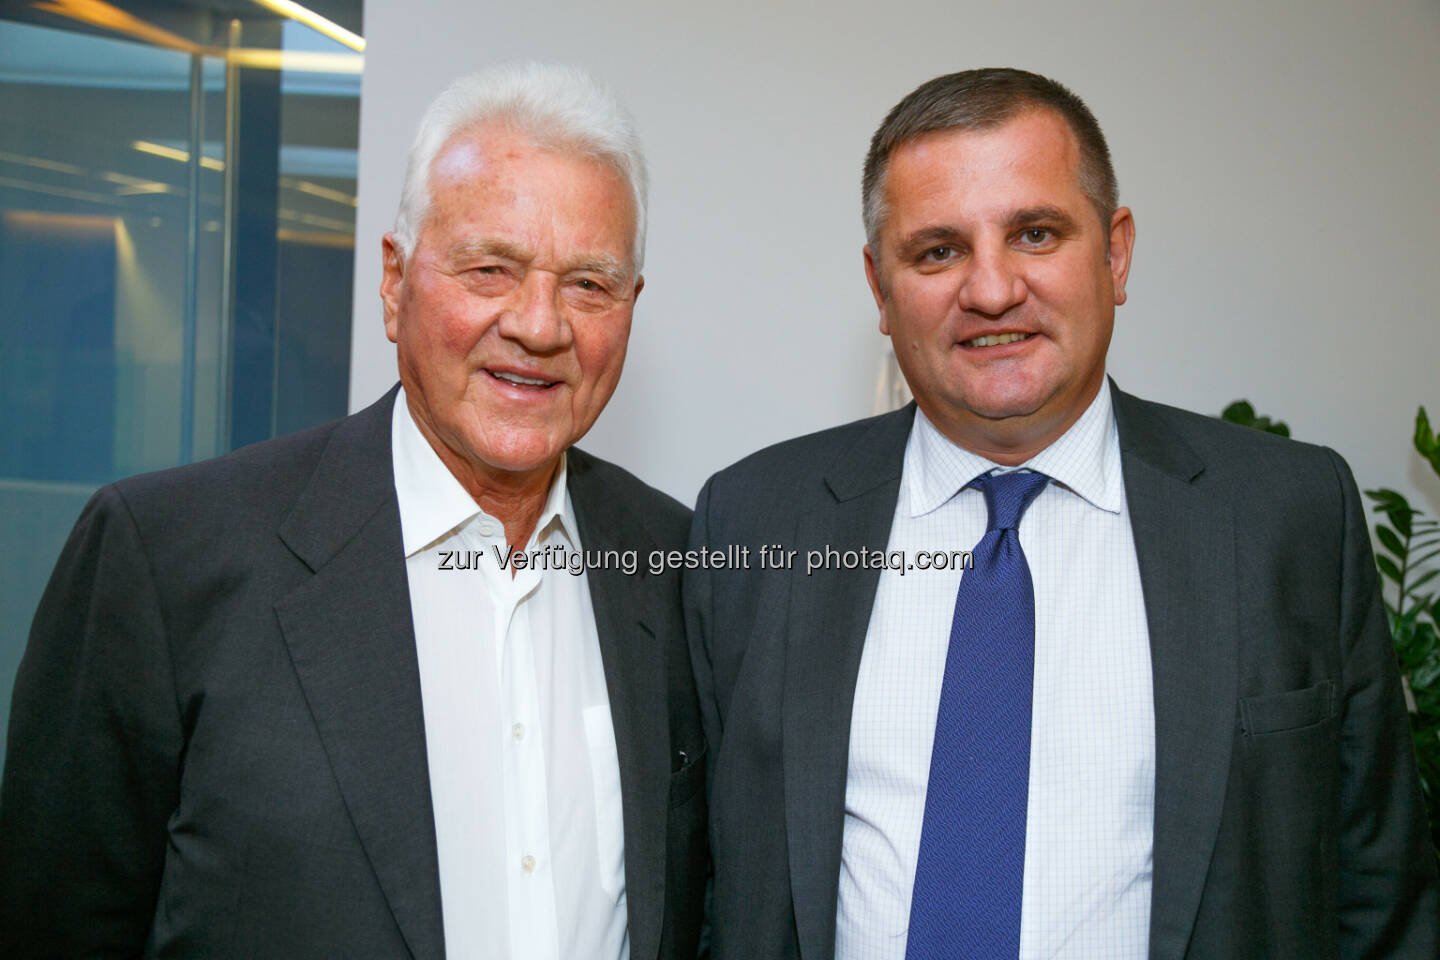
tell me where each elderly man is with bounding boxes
[687,68,1438,959]
[0,64,706,960]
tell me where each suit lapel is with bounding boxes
[273,388,445,960]
[1112,387,1239,960]
[567,450,671,960]
[783,407,914,960]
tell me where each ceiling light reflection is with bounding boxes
[132,140,225,171]
[31,0,365,73]
[250,0,365,52]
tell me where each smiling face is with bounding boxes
[864,108,1134,464]
[381,123,641,494]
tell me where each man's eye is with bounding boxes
[923,246,954,262]
[576,278,602,291]
[465,265,518,292]
[1019,228,1052,245]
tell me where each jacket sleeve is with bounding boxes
[1327,448,1440,958]
[0,483,183,958]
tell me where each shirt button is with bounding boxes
[477,519,498,537]
[512,723,526,741]
[521,854,536,874]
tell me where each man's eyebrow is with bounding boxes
[1004,206,1078,231]
[446,237,532,263]
[897,225,964,253]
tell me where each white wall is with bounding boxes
[351,0,1440,513]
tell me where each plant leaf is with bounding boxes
[1394,507,1416,540]
[1257,417,1291,437]
[1378,525,1406,558]
[1399,605,1426,631]
[1377,554,1404,584]
[1222,400,1256,426]
[1417,407,1440,478]
[1369,487,1410,506]
[1412,547,1440,570]
[1410,570,1440,595]
[1416,407,1437,456]
[1219,401,1289,436]
[1373,491,1417,538]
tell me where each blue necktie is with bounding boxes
[906,469,1050,960]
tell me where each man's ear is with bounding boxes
[1107,207,1135,306]
[632,274,644,302]
[863,244,890,335]
[381,233,406,343]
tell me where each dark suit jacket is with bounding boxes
[0,386,707,959]
[686,385,1439,960]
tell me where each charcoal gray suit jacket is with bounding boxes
[0,386,708,959]
[686,384,1438,960]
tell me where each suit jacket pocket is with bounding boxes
[1239,679,1337,736]
[668,745,706,810]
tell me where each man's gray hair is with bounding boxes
[393,62,649,273]
[862,68,1118,254]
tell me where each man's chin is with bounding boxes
[960,393,1049,424]
[449,427,571,481]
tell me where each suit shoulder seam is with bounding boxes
[106,483,184,732]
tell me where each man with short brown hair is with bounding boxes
[688,68,1437,959]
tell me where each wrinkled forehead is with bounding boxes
[427,123,541,192]
[419,125,639,271]
[430,121,631,201]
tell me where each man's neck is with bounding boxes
[406,398,561,552]
[921,377,1105,466]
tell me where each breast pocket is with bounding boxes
[668,744,706,810]
[582,704,626,902]
[1235,678,1341,844]
[1233,678,1342,921]
[1239,679,1338,736]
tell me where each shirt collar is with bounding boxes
[390,387,576,557]
[904,378,1123,518]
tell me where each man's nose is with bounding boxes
[496,271,574,352]
[956,246,1027,317]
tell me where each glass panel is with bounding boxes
[0,2,362,764]
[275,19,359,436]
[0,23,215,765]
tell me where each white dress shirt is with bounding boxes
[837,381,1155,960]
[391,389,628,960]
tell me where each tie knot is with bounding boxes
[971,470,1049,532]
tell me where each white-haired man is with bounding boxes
[0,64,706,960]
